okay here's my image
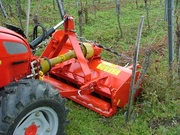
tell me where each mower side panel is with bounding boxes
[43,57,141,117]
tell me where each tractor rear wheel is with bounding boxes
[0,79,68,135]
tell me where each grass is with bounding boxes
[1,0,180,134]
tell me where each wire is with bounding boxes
[32,23,47,42]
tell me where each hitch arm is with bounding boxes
[29,18,67,49]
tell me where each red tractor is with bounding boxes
[0,15,142,135]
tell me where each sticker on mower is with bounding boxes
[96,61,121,75]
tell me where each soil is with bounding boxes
[149,115,180,130]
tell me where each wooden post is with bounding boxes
[115,0,123,38]
[92,0,96,18]
[78,1,83,37]
[144,0,150,28]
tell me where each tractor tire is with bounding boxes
[0,79,68,135]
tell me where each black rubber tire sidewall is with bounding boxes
[0,79,67,135]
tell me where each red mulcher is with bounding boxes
[0,15,142,135]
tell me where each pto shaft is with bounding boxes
[40,43,94,73]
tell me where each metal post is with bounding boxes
[125,16,144,123]
[177,27,180,77]
[164,0,168,21]
[167,0,175,67]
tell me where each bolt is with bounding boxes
[46,128,50,132]
[35,112,40,117]
[32,122,35,124]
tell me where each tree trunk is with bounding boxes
[84,0,88,24]
[25,0,31,38]
[16,0,25,30]
[0,0,8,18]
[136,0,138,9]
[92,0,96,18]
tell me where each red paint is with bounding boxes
[25,124,38,135]
[0,27,31,87]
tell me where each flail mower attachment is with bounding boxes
[40,15,142,117]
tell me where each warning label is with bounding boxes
[96,61,121,76]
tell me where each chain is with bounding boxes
[94,43,133,60]
[78,36,133,61]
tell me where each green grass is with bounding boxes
[1,0,180,134]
